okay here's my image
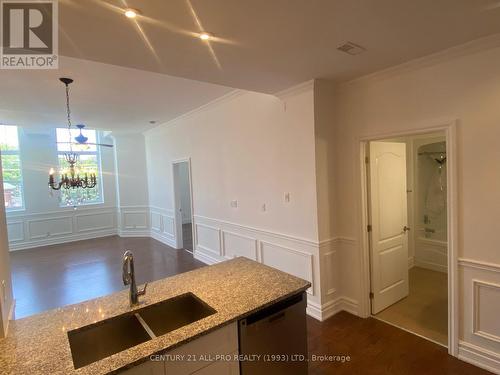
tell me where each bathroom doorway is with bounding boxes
[365,131,449,347]
[172,159,194,253]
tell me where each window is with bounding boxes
[56,128,103,206]
[0,125,24,211]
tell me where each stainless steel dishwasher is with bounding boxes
[238,292,308,375]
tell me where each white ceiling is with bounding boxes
[0,57,233,132]
[58,0,500,93]
[3,0,500,131]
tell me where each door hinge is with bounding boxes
[365,156,369,164]
[367,224,372,232]
[369,292,374,299]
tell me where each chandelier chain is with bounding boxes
[65,83,73,151]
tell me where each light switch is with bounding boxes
[230,200,238,208]
[261,203,267,212]
[284,192,291,203]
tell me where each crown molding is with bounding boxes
[144,89,244,134]
[339,33,500,89]
[273,80,314,100]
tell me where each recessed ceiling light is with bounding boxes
[124,8,140,19]
[198,32,213,41]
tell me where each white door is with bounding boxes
[369,141,409,314]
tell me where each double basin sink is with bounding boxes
[67,293,216,369]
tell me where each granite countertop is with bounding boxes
[0,257,310,375]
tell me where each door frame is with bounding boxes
[171,158,195,253]
[358,120,458,356]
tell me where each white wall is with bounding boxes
[332,44,500,372]
[6,129,118,250]
[145,87,343,318]
[145,89,318,241]
[113,133,150,236]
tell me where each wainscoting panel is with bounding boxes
[195,223,221,258]
[150,212,162,232]
[6,221,24,243]
[122,212,148,230]
[221,230,258,261]
[7,207,119,250]
[192,215,323,316]
[473,280,500,344]
[162,215,175,237]
[324,248,338,297]
[458,258,500,374]
[149,207,176,248]
[76,211,115,233]
[259,241,313,295]
[28,216,73,240]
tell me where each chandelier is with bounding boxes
[48,78,97,191]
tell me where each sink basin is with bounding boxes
[68,314,151,369]
[67,293,216,369]
[139,292,216,337]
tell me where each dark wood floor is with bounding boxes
[307,312,491,375]
[10,235,205,319]
[9,236,491,374]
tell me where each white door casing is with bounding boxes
[172,163,183,249]
[369,141,409,314]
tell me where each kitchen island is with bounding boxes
[0,257,310,374]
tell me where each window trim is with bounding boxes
[56,128,104,207]
[1,126,25,212]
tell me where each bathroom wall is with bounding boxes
[414,137,448,273]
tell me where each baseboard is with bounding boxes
[339,297,359,316]
[414,259,447,273]
[150,231,177,248]
[458,341,500,374]
[306,297,359,321]
[9,230,118,251]
[194,250,219,265]
[118,230,151,237]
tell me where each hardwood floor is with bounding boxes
[10,235,205,319]
[307,312,491,375]
[10,236,491,374]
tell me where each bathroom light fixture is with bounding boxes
[124,8,140,18]
[199,32,212,41]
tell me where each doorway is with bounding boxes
[362,126,457,351]
[172,159,194,253]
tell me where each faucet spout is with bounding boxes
[122,250,147,306]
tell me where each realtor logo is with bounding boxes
[1,0,58,69]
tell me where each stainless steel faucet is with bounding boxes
[122,250,147,306]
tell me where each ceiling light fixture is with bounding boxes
[198,32,212,41]
[48,78,97,193]
[124,8,140,19]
